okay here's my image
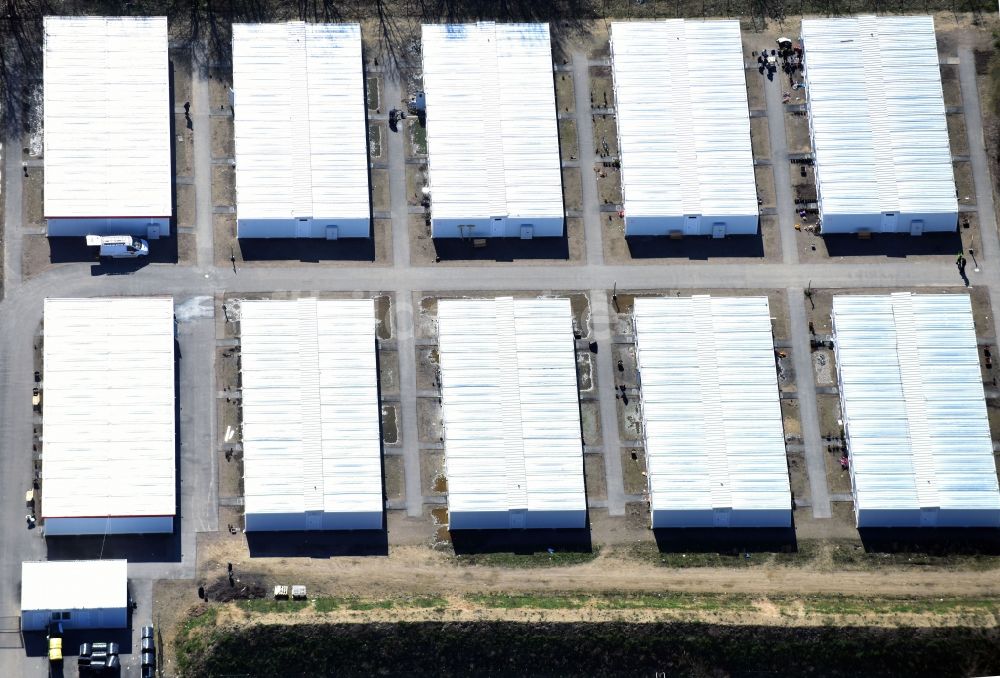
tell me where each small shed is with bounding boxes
[21,560,128,631]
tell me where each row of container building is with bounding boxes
[24,291,998,632]
[41,14,956,242]
[37,292,1000,535]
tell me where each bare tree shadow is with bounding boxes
[0,1,50,138]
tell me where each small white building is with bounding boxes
[422,23,564,239]
[802,16,957,235]
[240,299,383,531]
[610,20,758,237]
[232,23,370,239]
[634,296,791,528]
[43,17,171,238]
[833,293,1000,528]
[437,298,586,529]
[42,298,176,536]
[21,560,128,631]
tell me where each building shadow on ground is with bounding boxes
[433,235,569,262]
[626,235,765,260]
[23,610,134,663]
[450,528,592,555]
[238,238,375,263]
[45,530,181,564]
[653,526,798,554]
[858,527,1000,554]
[47,236,179,273]
[823,231,963,258]
[246,529,389,558]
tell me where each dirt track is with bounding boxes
[195,540,1000,599]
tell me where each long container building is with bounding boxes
[801,16,957,235]
[610,20,758,238]
[232,22,370,239]
[21,560,128,631]
[240,298,383,531]
[832,293,1000,527]
[422,22,564,239]
[42,298,176,535]
[634,296,791,528]
[437,297,586,529]
[43,16,171,238]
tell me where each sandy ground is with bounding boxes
[191,540,1000,600]
[156,539,1000,670]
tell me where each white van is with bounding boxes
[85,235,149,259]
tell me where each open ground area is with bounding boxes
[1,4,1000,677]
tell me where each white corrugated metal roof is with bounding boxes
[240,299,383,519]
[802,16,956,220]
[437,298,586,520]
[43,16,171,218]
[422,22,563,222]
[634,296,791,523]
[232,22,369,222]
[833,293,1000,517]
[42,298,175,520]
[22,560,127,612]
[610,20,757,220]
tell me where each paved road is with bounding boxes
[959,46,1000,341]
[573,52,604,265]
[787,287,831,519]
[3,135,24,287]
[762,67,799,265]
[383,72,424,517]
[0,283,45,678]
[191,54,215,269]
[589,290,625,516]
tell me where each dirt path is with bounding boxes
[194,540,1000,599]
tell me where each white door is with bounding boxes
[296,219,310,238]
[490,217,504,238]
[909,219,924,236]
[882,212,899,233]
[711,222,726,239]
[684,215,701,236]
